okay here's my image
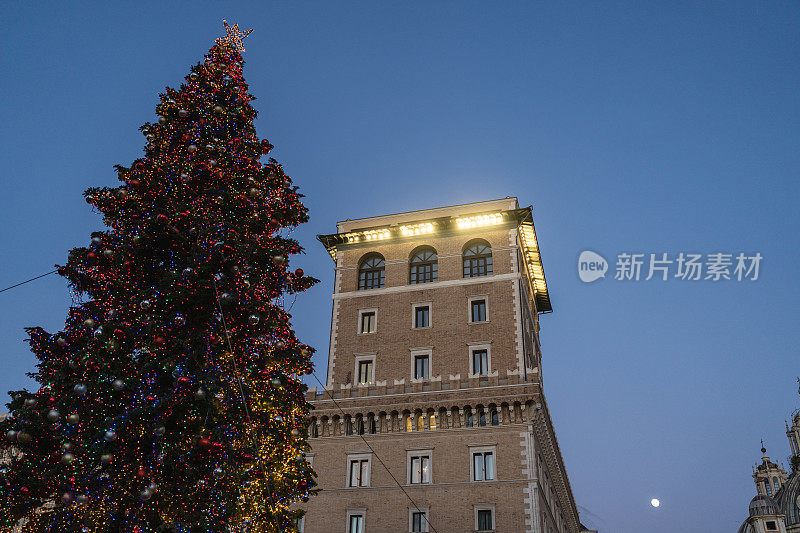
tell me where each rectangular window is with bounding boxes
[349,514,365,533]
[477,509,493,531]
[348,459,370,487]
[471,299,487,323]
[472,451,495,481]
[472,349,488,375]
[411,511,428,532]
[414,355,429,380]
[414,306,430,328]
[766,521,778,531]
[359,311,376,334]
[358,360,374,384]
[410,455,431,484]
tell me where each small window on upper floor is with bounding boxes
[463,240,493,278]
[359,253,385,290]
[410,247,438,284]
[766,521,778,531]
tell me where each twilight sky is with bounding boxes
[2,2,799,532]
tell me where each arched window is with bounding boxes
[773,477,780,492]
[357,417,365,435]
[310,422,318,438]
[463,240,493,278]
[491,409,499,426]
[405,415,413,432]
[358,254,385,290]
[417,415,424,432]
[478,408,486,427]
[766,480,773,497]
[368,415,377,435]
[465,408,474,428]
[429,414,437,430]
[345,417,353,436]
[410,247,438,284]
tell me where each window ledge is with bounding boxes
[468,320,490,325]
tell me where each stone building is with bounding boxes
[736,407,800,532]
[298,198,594,533]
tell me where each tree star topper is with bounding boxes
[216,19,253,52]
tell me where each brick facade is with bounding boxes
[300,199,592,533]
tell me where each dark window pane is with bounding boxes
[491,410,499,426]
[477,509,492,530]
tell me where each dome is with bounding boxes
[749,494,780,517]
[775,468,800,525]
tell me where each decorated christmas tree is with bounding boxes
[0,22,317,533]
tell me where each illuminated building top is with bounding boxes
[317,197,552,313]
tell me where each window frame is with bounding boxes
[409,247,438,285]
[358,308,378,335]
[408,506,430,533]
[468,296,489,324]
[462,240,493,278]
[412,302,432,329]
[474,504,495,532]
[358,253,386,290]
[354,354,376,386]
[346,453,372,488]
[410,349,432,382]
[346,509,367,533]
[468,344,492,377]
[406,449,433,485]
[469,445,497,482]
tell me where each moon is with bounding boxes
[651,498,661,508]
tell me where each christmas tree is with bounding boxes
[0,22,317,533]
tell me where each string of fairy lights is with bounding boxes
[0,267,439,533]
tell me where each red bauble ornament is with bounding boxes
[86,252,97,261]
[294,268,304,278]
[198,437,213,451]
[155,336,166,346]
[128,179,140,188]
[135,161,145,170]
[261,140,273,154]
[113,329,125,340]
[156,214,169,224]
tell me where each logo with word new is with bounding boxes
[578,251,608,283]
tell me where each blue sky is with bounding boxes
[2,2,799,531]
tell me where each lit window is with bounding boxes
[349,514,364,533]
[410,455,431,484]
[470,299,487,322]
[476,508,493,531]
[472,349,489,376]
[429,414,436,430]
[358,254,385,290]
[410,247,438,284]
[417,415,424,432]
[463,241,493,278]
[348,458,370,487]
[406,416,413,432]
[414,305,430,328]
[359,311,376,334]
[411,510,429,532]
[473,451,495,481]
[414,355,429,380]
[357,360,374,385]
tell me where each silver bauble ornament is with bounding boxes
[104,430,117,442]
[47,409,60,422]
[112,379,125,391]
[73,384,87,396]
[248,314,260,325]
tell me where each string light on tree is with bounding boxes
[0,21,317,533]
